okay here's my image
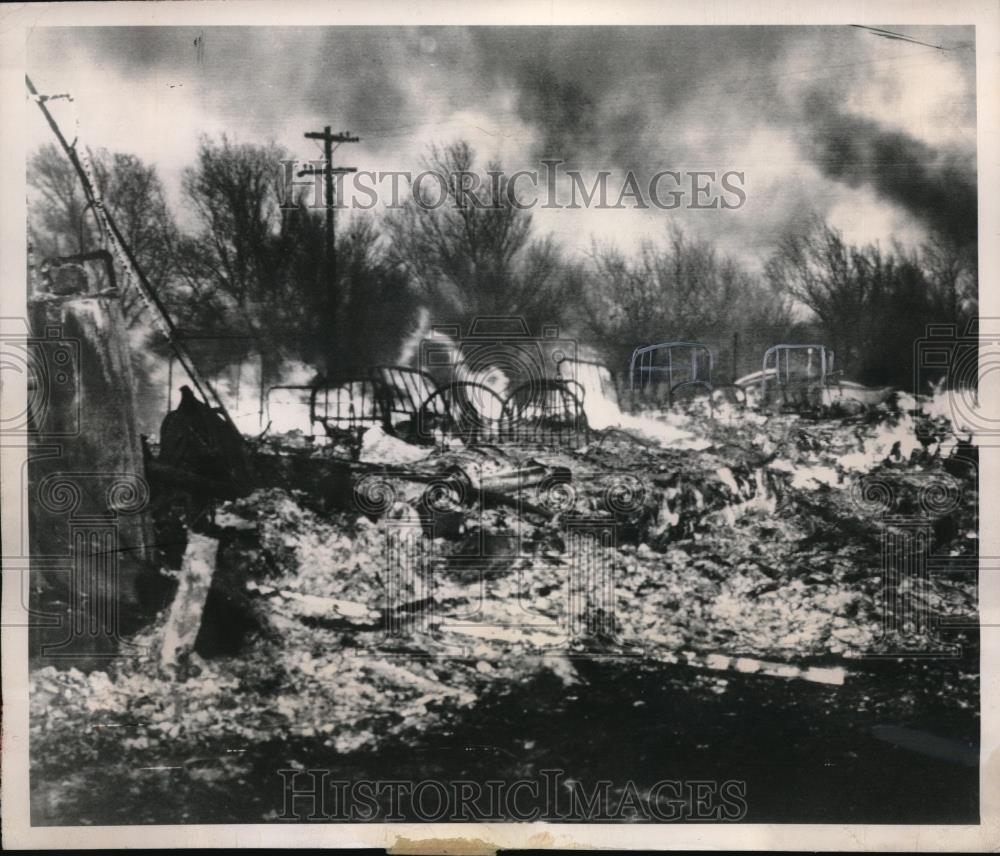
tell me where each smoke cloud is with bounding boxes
[800,91,977,247]
[26,25,978,260]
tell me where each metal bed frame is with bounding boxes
[629,341,714,405]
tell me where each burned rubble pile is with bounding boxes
[30,392,977,766]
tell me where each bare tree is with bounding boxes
[384,140,572,332]
[180,136,288,313]
[765,218,869,368]
[28,144,177,303]
[28,143,92,258]
[586,225,792,378]
[919,235,977,320]
[766,217,975,386]
[177,135,307,375]
[334,215,420,374]
[180,135,418,378]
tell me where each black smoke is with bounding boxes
[466,26,798,171]
[802,91,977,246]
[28,25,979,255]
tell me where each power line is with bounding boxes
[849,25,946,51]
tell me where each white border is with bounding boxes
[2,1,997,851]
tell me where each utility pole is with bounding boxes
[300,126,359,373]
[25,74,238,430]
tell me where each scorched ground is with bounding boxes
[29,395,979,824]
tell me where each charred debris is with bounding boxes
[24,77,978,769]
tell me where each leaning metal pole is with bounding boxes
[25,74,238,431]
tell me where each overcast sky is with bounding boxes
[26,25,976,268]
